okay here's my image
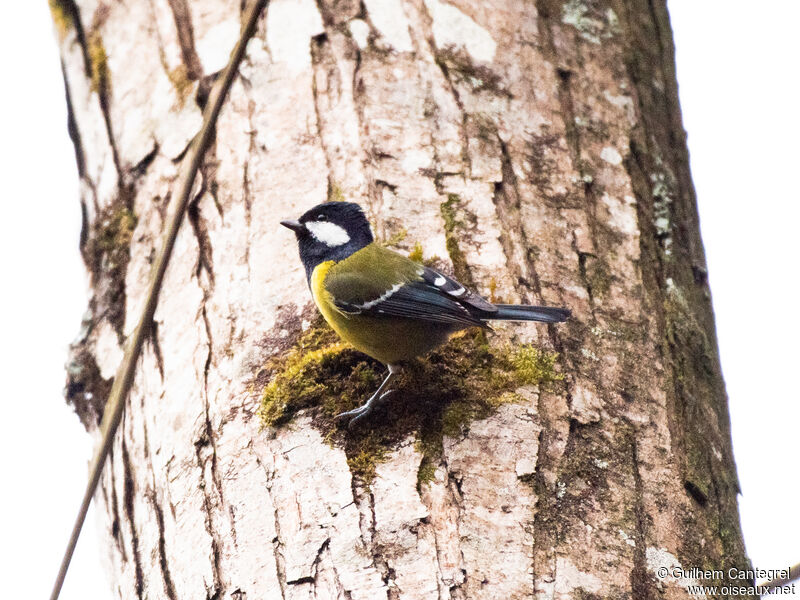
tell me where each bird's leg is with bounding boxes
[336,364,400,428]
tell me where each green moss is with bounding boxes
[327,181,345,203]
[86,204,137,273]
[408,241,424,263]
[380,228,408,248]
[347,433,388,481]
[440,397,484,438]
[82,195,137,337]
[96,207,136,256]
[486,278,498,303]
[416,458,437,487]
[88,30,110,95]
[586,257,611,298]
[259,342,349,426]
[258,319,564,486]
[509,346,564,386]
[167,64,193,106]
[440,194,473,285]
[48,0,73,39]
[258,323,376,427]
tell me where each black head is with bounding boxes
[281,201,374,281]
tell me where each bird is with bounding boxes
[281,201,570,427]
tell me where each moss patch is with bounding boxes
[96,207,136,255]
[440,194,475,285]
[48,0,73,39]
[327,181,346,203]
[258,323,381,429]
[380,228,408,248]
[408,241,424,264]
[585,256,611,298]
[258,319,563,485]
[83,199,137,335]
[487,277,499,303]
[167,64,193,107]
[510,345,563,386]
[259,341,350,426]
[88,30,110,96]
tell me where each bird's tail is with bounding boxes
[487,304,571,323]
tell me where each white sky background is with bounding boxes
[0,1,797,598]
[668,0,800,584]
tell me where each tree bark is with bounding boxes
[54,0,749,598]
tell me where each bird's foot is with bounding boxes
[336,390,395,429]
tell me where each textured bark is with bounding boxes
[55,0,749,598]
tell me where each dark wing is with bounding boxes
[324,247,492,328]
[328,273,489,328]
[361,280,489,327]
[419,266,497,313]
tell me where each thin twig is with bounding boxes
[48,2,267,598]
[761,563,800,595]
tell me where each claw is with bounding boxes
[335,404,369,421]
[345,407,373,429]
[337,389,395,428]
[336,365,400,429]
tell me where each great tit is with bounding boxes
[281,201,570,426]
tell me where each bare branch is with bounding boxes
[48,2,268,598]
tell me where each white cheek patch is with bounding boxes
[306,221,351,246]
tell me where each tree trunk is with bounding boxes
[55,0,749,598]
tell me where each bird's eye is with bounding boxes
[316,214,327,221]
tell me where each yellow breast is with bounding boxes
[309,260,454,364]
[310,260,339,324]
